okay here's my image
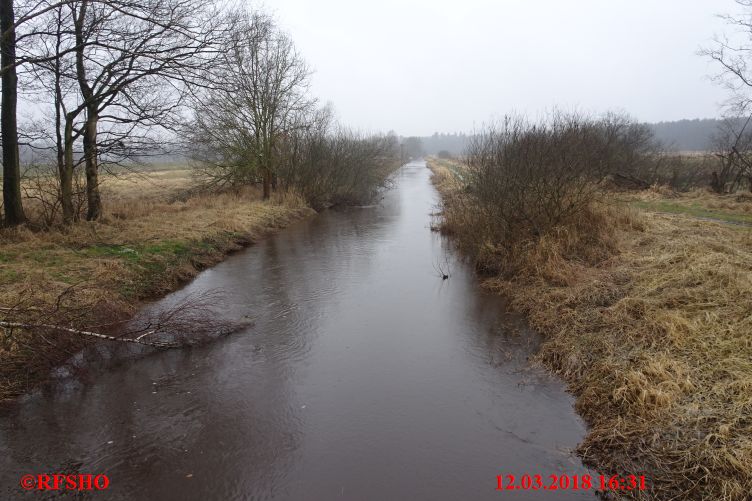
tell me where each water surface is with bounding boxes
[0,161,591,499]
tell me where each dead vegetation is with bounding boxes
[0,168,313,400]
[429,153,752,499]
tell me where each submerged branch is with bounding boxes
[0,321,178,348]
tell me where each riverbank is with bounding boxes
[428,157,752,499]
[0,168,314,401]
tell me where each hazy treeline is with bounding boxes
[414,119,746,156]
[0,1,399,228]
[648,118,739,151]
[404,133,470,157]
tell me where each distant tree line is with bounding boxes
[649,118,748,152]
[412,120,752,157]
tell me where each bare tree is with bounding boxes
[1,0,83,226]
[189,11,313,199]
[702,1,752,113]
[702,1,752,192]
[20,0,228,222]
[68,0,227,219]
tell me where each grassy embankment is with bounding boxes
[0,167,314,401]
[428,157,752,500]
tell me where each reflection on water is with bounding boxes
[0,161,592,500]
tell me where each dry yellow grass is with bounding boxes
[428,157,752,500]
[634,186,752,212]
[0,168,314,400]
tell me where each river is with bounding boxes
[0,160,591,500]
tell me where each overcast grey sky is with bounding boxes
[269,0,734,136]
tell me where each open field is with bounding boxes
[0,167,314,400]
[428,157,752,499]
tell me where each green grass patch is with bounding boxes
[141,240,190,257]
[81,240,191,262]
[75,236,234,298]
[0,269,22,284]
[28,250,66,267]
[81,244,140,261]
[632,200,752,225]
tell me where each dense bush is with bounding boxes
[464,113,653,239]
[437,112,657,274]
[277,129,401,210]
[189,107,401,210]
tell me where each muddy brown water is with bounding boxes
[0,160,592,500]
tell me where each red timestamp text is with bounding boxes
[496,473,647,492]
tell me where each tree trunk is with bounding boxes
[60,120,75,224]
[83,110,102,220]
[72,0,102,221]
[54,13,74,225]
[262,168,271,200]
[0,0,25,226]
[711,171,722,194]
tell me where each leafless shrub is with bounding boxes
[652,155,716,192]
[598,113,667,189]
[454,112,657,271]
[708,117,752,193]
[466,113,603,241]
[277,127,401,210]
[21,164,87,228]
